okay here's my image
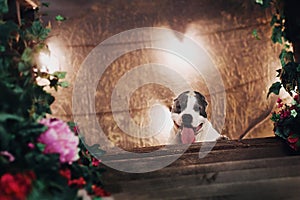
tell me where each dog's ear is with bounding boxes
[194,91,207,106]
[194,91,208,117]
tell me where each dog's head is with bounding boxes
[171,91,208,144]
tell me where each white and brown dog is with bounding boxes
[169,91,225,144]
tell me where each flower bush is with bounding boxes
[271,95,300,150]
[256,0,300,151]
[0,1,110,199]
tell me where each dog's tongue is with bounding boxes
[181,127,195,144]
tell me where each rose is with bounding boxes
[38,118,79,164]
[0,171,35,200]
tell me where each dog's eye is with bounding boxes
[194,106,200,112]
[173,104,181,113]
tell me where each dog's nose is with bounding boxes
[182,114,193,125]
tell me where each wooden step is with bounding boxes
[104,156,300,184]
[101,138,292,174]
[113,176,300,200]
[100,137,300,200]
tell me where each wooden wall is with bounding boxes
[42,0,281,149]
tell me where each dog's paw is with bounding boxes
[217,135,229,141]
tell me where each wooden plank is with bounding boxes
[113,176,300,200]
[103,156,300,182]
[101,138,300,199]
[100,137,283,158]
[107,165,300,194]
[101,145,288,173]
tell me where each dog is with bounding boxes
[168,91,226,144]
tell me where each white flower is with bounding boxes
[291,109,298,118]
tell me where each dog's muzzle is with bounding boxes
[180,114,204,144]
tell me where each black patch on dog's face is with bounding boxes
[194,91,208,118]
[171,91,189,114]
[172,91,208,118]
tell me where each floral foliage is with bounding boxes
[271,95,300,150]
[255,0,300,151]
[0,0,109,199]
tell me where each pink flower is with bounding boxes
[0,151,15,162]
[38,118,79,164]
[28,143,35,149]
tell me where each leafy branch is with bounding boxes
[256,0,300,97]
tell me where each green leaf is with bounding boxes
[279,49,287,67]
[58,81,69,88]
[267,81,282,98]
[26,21,50,41]
[36,143,45,152]
[18,62,29,72]
[55,15,66,21]
[0,113,23,122]
[0,0,8,15]
[296,64,300,72]
[42,2,50,7]
[252,29,260,40]
[27,180,46,200]
[0,21,18,42]
[52,71,67,79]
[0,45,5,52]
[21,48,33,64]
[270,15,277,26]
[274,127,286,139]
[271,26,283,44]
[270,113,280,122]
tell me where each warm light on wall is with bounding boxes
[36,41,64,86]
[38,50,60,74]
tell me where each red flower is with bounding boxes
[280,110,290,119]
[73,126,80,135]
[287,133,300,151]
[92,157,101,167]
[59,169,71,180]
[277,98,282,103]
[92,185,110,197]
[59,169,86,188]
[294,94,299,101]
[68,177,86,188]
[0,171,35,200]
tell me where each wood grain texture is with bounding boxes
[101,137,300,200]
[43,0,280,149]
